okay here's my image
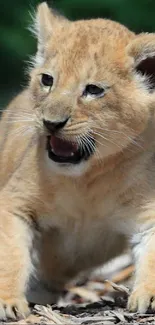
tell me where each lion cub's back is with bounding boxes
[0,90,35,188]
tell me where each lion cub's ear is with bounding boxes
[127,34,155,91]
[31,2,68,67]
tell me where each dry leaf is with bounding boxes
[104,280,130,294]
[68,286,99,302]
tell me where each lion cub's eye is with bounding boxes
[83,84,105,97]
[41,74,54,88]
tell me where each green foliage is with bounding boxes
[1,0,155,106]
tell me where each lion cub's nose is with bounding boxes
[43,118,69,133]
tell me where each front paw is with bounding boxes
[128,286,155,313]
[0,296,30,320]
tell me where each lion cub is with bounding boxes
[1,2,155,319]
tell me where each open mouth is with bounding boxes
[46,135,95,164]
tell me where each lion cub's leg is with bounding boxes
[0,208,34,320]
[128,228,155,313]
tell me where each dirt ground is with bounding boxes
[5,253,155,325]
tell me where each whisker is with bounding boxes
[78,132,102,164]
[4,119,35,124]
[92,125,144,150]
[88,133,108,148]
[0,109,34,115]
[81,135,93,157]
[91,130,123,150]
[1,127,36,155]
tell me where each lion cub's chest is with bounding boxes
[39,178,118,232]
[38,180,126,269]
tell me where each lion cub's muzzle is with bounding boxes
[43,118,95,164]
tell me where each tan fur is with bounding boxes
[1,2,155,318]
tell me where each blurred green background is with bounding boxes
[1,0,155,107]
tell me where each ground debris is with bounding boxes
[4,253,155,324]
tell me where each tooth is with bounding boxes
[71,152,74,156]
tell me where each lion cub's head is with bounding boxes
[29,2,155,175]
